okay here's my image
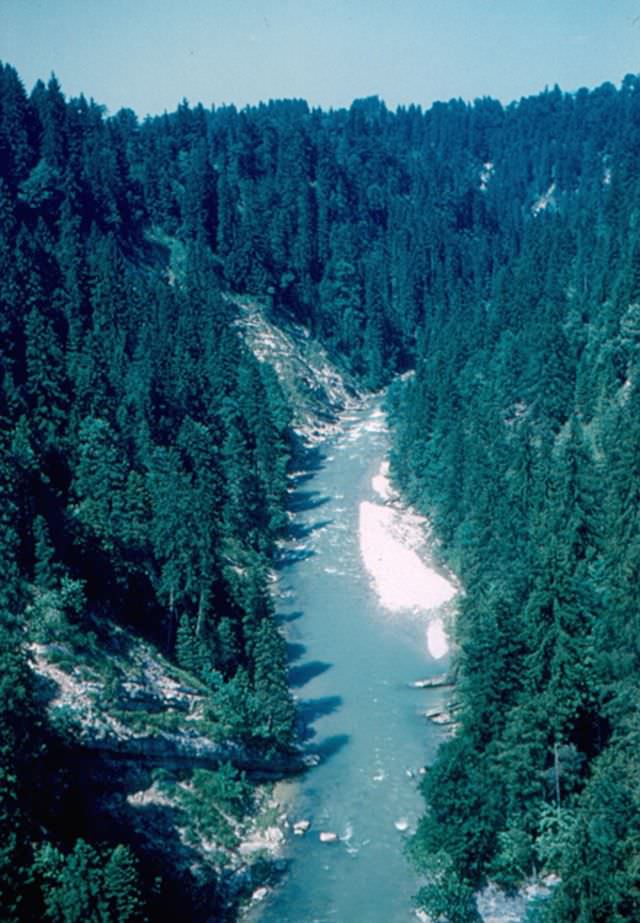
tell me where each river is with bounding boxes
[252,399,457,923]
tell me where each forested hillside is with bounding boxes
[2,59,640,921]
[388,91,640,923]
[0,64,297,922]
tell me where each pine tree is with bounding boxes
[252,618,295,748]
[103,845,146,923]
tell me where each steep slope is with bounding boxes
[3,60,640,923]
[27,619,311,919]
[231,295,360,444]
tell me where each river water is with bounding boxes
[253,400,456,923]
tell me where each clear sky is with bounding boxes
[1,0,639,116]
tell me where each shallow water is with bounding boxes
[253,401,451,923]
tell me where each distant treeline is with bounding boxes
[2,60,640,920]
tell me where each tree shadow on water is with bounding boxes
[289,518,333,540]
[290,446,326,484]
[314,733,350,762]
[290,468,323,488]
[298,695,343,727]
[275,545,316,569]
[288,659,332,688]
[286,641,307,663]
[277,609,304,624]
[288,490,331,513]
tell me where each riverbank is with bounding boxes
[359,452,458,660]
[248,400,456,922]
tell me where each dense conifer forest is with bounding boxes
[2,59,640,920]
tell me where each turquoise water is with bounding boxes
[253,402,449,923]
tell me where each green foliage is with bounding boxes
[539,738,640,922]
[535,804,577,871]
[489,825,535,894]
[251,618,296,747]
[411,734,505,885]
[413,852,481,923]
[388,76,640,923]
[191,764,254,819]
[28,576,88,644]
[103,846,147,923]
[4,60,640,922]
[34,840,146,923]
[177,764,254,851]
[0,620,44,921]
[1,62,301,921]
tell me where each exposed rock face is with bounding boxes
[74,729,310,777]
[30,640,309,776]
[24,298,353,918]
[476,877,559,923]
[231,296,360,443]
[28,632,301,919]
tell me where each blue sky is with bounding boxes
[1,0,639,115]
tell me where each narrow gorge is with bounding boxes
[3,59,640,922]
[250,400,455,922]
